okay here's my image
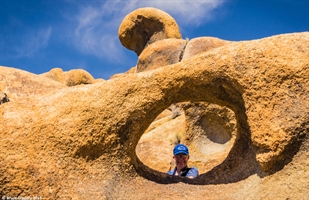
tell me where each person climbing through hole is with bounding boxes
[167,144,199,178]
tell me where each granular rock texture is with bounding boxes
[1,7,309,200]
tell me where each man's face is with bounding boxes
[174,153,189,167]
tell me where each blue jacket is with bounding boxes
[167,166,199,178]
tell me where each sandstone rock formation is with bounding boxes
[1,7,308,200]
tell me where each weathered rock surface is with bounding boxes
[136,37,231,73]
[118,7,182,55]
[0,66,66,102]
[182,37,232,60]
[1,32,308,199]
[137,38,187,72]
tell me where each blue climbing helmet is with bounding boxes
[173,144,189,155]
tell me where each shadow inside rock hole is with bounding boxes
[200,113,233,144]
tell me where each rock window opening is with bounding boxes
[135,102,237,175]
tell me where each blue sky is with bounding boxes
[1,0,308,80]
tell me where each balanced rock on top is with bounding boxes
[118,7,182,56]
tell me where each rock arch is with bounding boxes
[129,76,259,184]
[1,32,308,198]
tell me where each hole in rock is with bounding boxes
[135,102,238,175]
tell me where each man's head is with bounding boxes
[173,144,189,168]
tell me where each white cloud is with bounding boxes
[97,0,225,25]
[12,27,52,58]
[73,4,126,62]
[128,0,224,25]
[72,0,225,61]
